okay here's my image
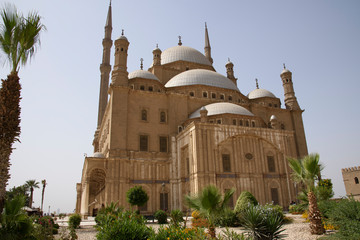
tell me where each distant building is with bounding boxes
[75,3,308,216]
[342,166,360,201]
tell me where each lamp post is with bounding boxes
[161,182,165,211]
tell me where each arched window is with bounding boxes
[245,120,249,127]
[141,110,147,121]
[189,92,194,97]
[355,177,359,184]
[203,92,208,98]
[239,120,243,126]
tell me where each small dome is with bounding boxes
[165,69,239,91]
[270,115,277,121]
[161,45,212,66]
[281,68,291,74]
[248,88,276,99]
[128,70,160,81]
[117,35,128,41]
[189,102,254,119]
[93,152,105,158]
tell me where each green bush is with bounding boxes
[149,224,207,240]
[68,213,82,229]
[327,198,360,239]
[219,228,247,240]
[289,204,304,214]
[96,210,153,240]
[214,208,240,227]
[318,199,338,219]
[0,195,34,240]
[264,203,284,220]
[170,209,184,227]
[154,210,168,224]
[240,204,286,240]
[234,191,258,214]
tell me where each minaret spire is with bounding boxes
[95,2,113,150]
[204,22,213,64]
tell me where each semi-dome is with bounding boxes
[247,88,276,99]
[128,70,160,81]
[93,152,105,158]
[165,69,239,91]
[189,102,254,119]
[161,46,212,66]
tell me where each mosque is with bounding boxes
[75,3,308,216]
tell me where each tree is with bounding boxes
[0,4,45,212]
[5,184,30,206]
[25,179,39,208]
[185,185,235,238]
[288,153,325,235]
[126,186,149,211]
[40,179,46,213]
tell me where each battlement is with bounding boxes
[342,166,360,173]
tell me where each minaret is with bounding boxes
[152,44,161,66]
[96,2,113,132]
[111,29,130,86]
[226,58,237,85]
[204,23,213,64]
[280,64,300,110]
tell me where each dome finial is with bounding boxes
[140,58,143,70]
[121,29,124,36]
[255,78,259,89]
[205,22,207,28]
[228,57,230,62]
[283,63,286,69]
[109,0,111,6]
[156,43,158,48]
[178,35,182,46]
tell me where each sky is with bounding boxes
[1,0,359,213]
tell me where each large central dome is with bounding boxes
[165,69,240,91]
[161,46,212,66]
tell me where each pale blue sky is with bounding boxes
[1,0,359,213]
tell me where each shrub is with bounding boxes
[234,191,258,214]
[220,228,247,240]
[149,224,207,240]
[191,216,209,228]
[264,203,284,220]
[318,199,338,219]
[154,210,168,224]
[170,209,184,227]
[68,213,82,229]
[214,208,240,227]
[0,195,34,240]
[240,204,286,240]
[289,204,304,214]
[191,210,201,219]
[33,215,58,239]
[327,198,360,239]
[96,210,153,240]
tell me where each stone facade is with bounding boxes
[342,166,360,201]
[75,4,308,216]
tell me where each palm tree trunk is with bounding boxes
[29,187,34,208]
[0,73,21,213]
[307,191,325,235]
[41,182,46,213]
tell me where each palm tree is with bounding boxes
[185,185,234,238]
[25,180,39,208]
[40,179,46,213]
[288,153,325,235]
[0,4,45,212]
